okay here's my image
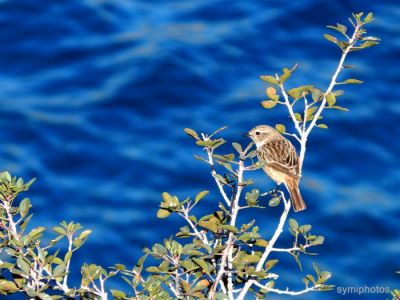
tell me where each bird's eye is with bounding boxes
[255,131,260,135]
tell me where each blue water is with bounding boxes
[0,0,399,299]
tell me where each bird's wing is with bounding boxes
[258,138,300,178]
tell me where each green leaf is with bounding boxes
[317,124,328,129]
[323,34,338,44]
[360,41,379,48]
[268,197,281,207]
[78,229,92,240]
[319,271,332,283]
[193,258,210,274]
[194,190,209,204]
[0,280,19,292]
[16,257,30,273]
[53,226,66,236]
[255,239,268,247]
[261,100,277,109]
[53,263,66,277]
[162,192,179,206]
[326,93,336,107]
[313,236,325,245]
[363,12,374,23]
[343,79,363,84]
[111,290,127,298]
[305,107,318,121]
[275,124,286,134]
[331,105,349,111]
[219,225,239,233]
[183,128,199,140]
[265,259,279,271]
[19,198,31,218]
[294,113,302,122]
[312,89,323,102]
[260,75,278,85]
[198,221,218,233]
[232,142,243,154]
[289,218,299,231]
[191,279,210,292]
[266,87,279,101]
[145,266,160,273]
[327,23,347,36]
[156,209,171,219]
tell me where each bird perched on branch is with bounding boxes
[247,125,306,212]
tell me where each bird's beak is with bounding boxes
[242,133,250,138]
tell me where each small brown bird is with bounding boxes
[247,125,306,212]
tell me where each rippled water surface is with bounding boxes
[0,0,399,299]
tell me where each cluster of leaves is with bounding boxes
[260,12,379,134]
[0,171,115,299]
[114,127,333,299]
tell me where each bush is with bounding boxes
[0,12,381,300]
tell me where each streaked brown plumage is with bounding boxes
[248,125,306,212]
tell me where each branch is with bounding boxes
[277,79,303,136]
[62,235,73,290]
[205,147,231,207]
[178,210,208,244]
[305,24,360,137]
[236,191,290,300]
[253,281,322,295]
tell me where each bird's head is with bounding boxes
[246,125,279,147]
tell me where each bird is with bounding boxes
[247,125,306,212]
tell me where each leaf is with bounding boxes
[266,87,279,101]
[191,279,210,292]
[294,113,302,122]
[265,259,279,271]
[313,236,325,245]
[219,225,239,233]
[232,142,243,154]
[111,290,127,298]
[323,34,338,44]
[363,12,374,23]
[53,263,66,277]
[78,229,92,240]
[268,197,281,207]
[145,266,160,273]
[327,23,347,35]
[194,191,209,204]
[19,198,31,218]
[343,79,363,84]
[360,41,379,48]
[289,218,299,231]
[198,221,218,233]
[317,124,328,129]
[279,65,296,83]
[193,258,210,274]
[0,280,19,292]
[312,89,323,102]
[319,271,332,283]
[16,257,30,273]
[183,128,199,140]
[275,124,286,134]
[53,226,66,236]
[162,192,179,206]
[255,239,268,247]
[305,107,317,121]
[156,209,171,219]
[326,93,336,107]
[260,75,278,85]
[261,100,277,109]
[331,106,349,111]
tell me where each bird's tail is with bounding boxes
[285,178,306,212]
